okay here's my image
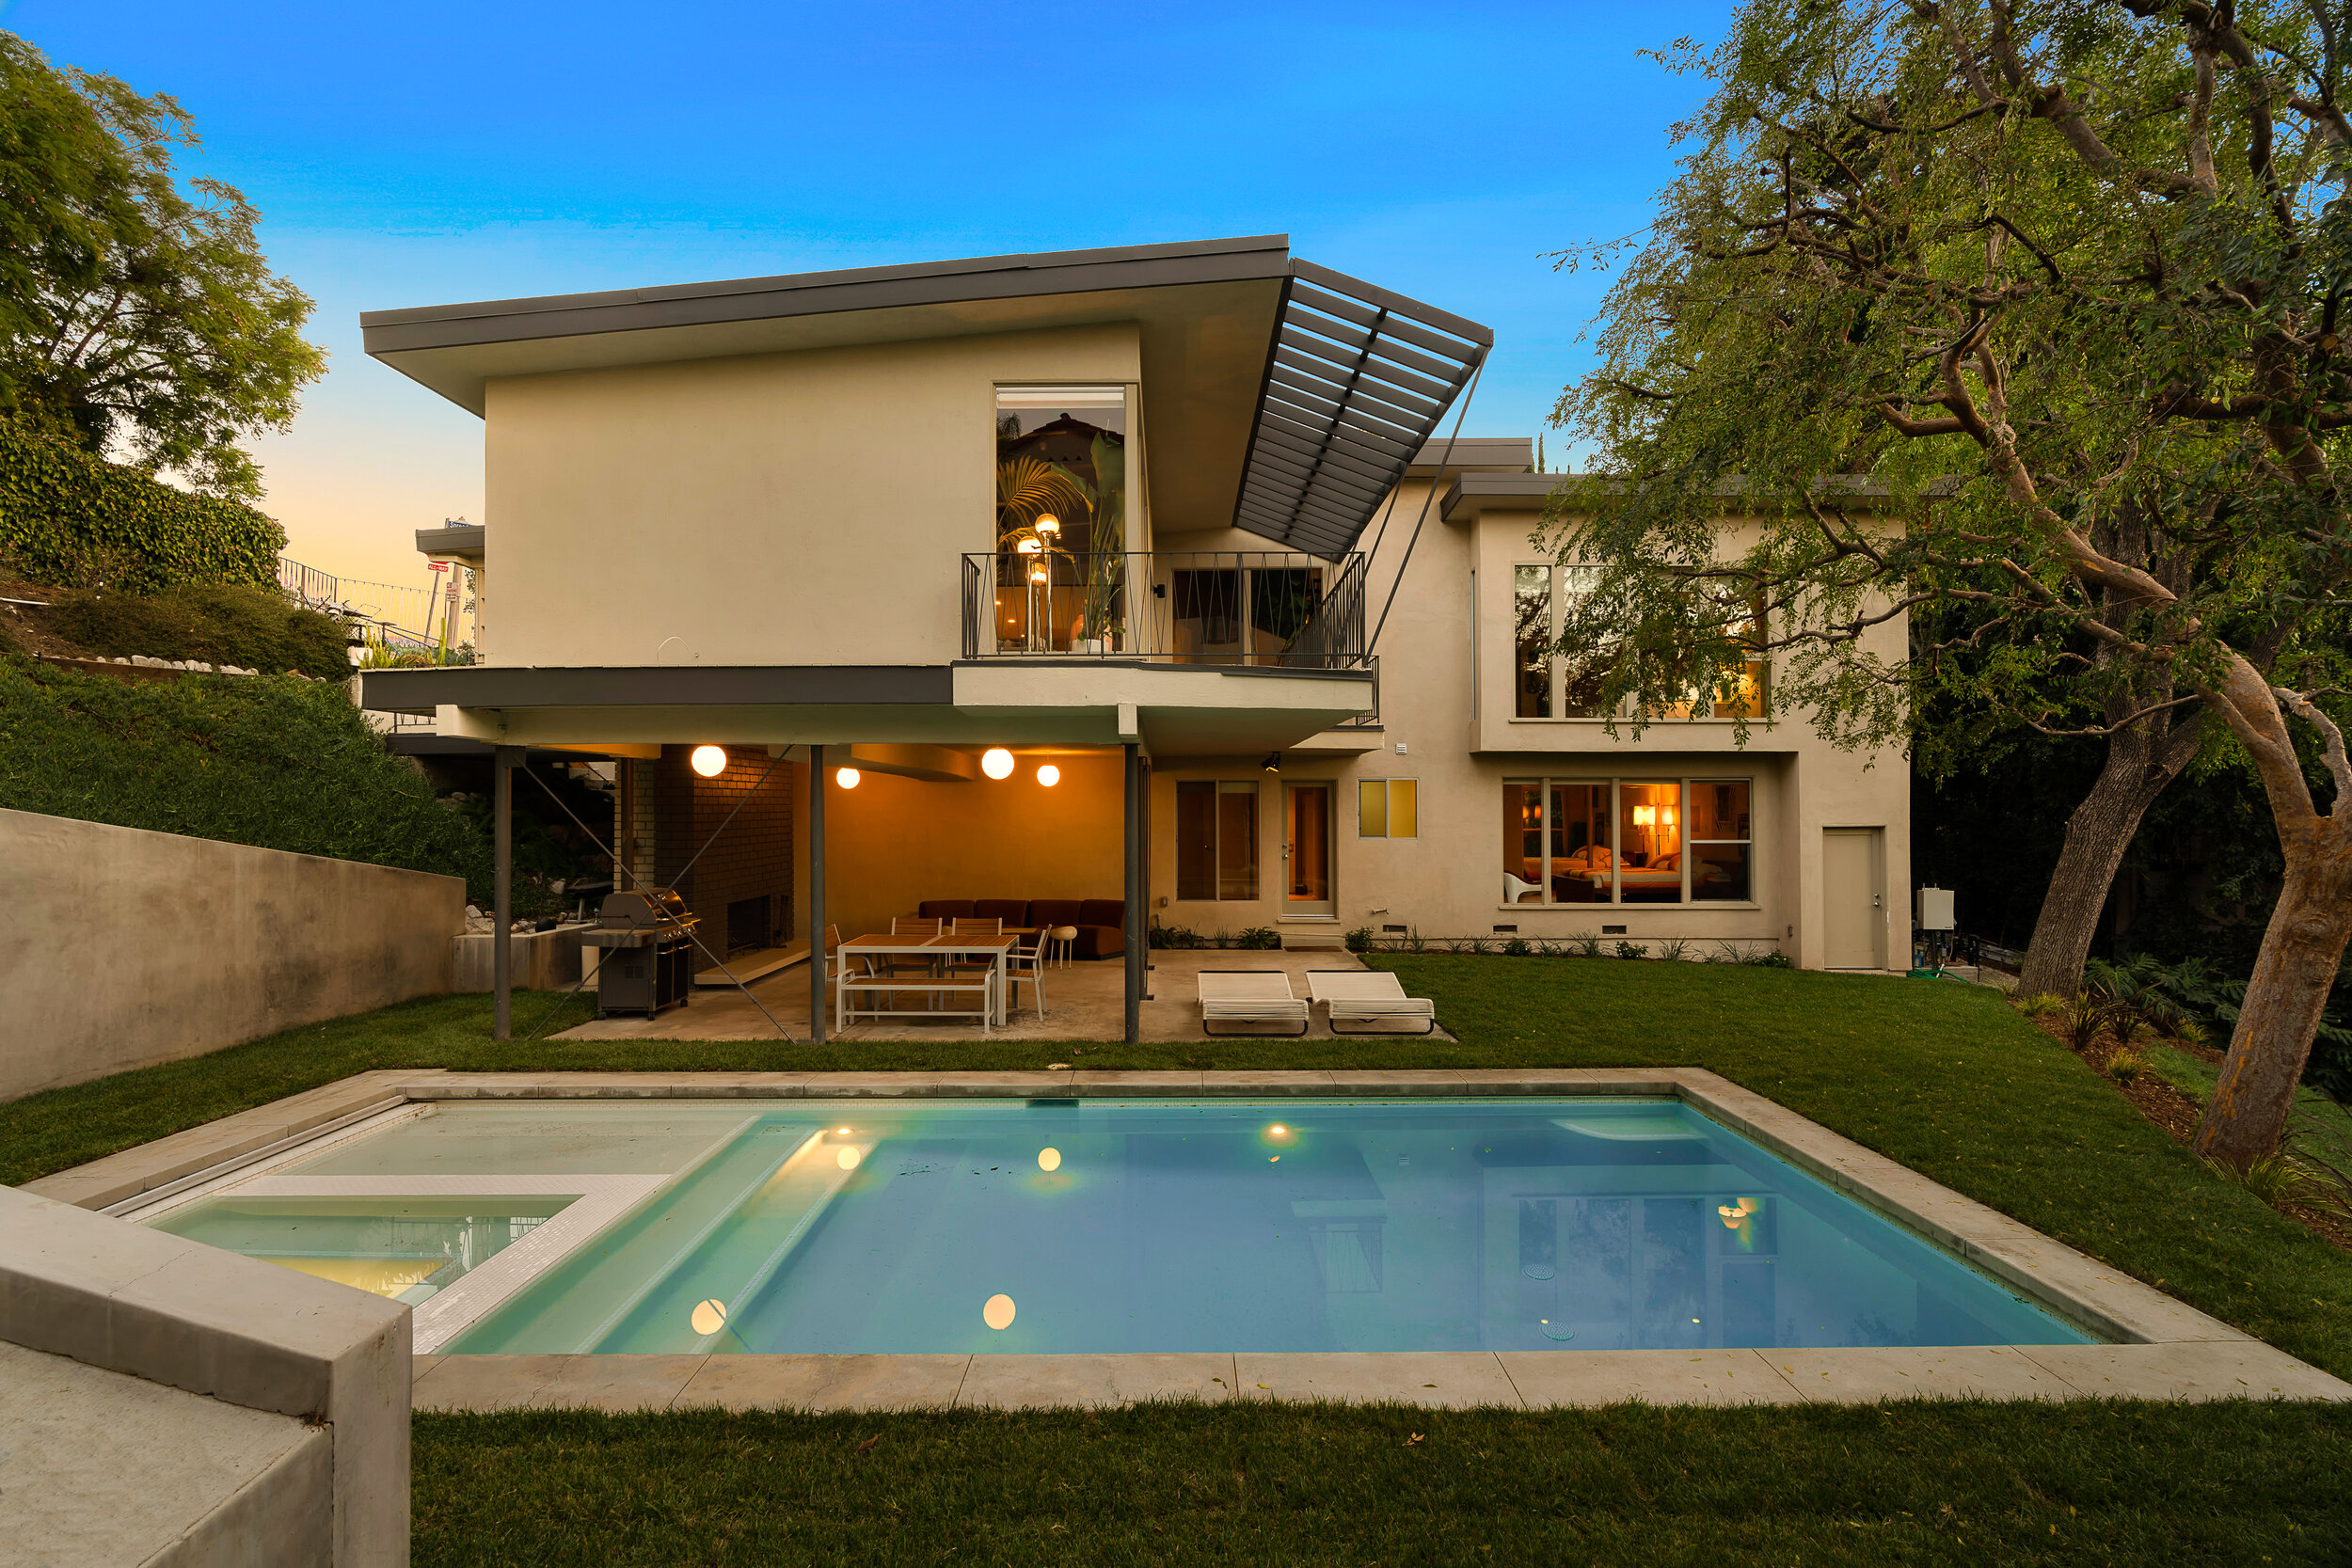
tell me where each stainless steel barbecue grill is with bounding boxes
[585,890,697,1017]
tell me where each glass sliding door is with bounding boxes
[1176,780,1259,901]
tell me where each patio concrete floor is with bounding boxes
[552,948,1451,1043]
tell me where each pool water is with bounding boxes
[145,1098,2093,1355]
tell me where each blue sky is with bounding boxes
[7,1,1730,584]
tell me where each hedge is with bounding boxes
[0,418,284,591]
[0,656,495,901]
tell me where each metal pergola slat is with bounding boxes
[1232,261,1490,558]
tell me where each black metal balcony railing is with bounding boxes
[961,551,1370,669]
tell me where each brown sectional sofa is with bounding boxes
[916,897,1127,959]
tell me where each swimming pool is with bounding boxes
[142,1097,2091,1355]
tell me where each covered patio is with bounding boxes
[548,947,1449,1043]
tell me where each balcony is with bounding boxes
[960,551,1369,669]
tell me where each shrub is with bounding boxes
[1237,926,1279,951]
[48,584,350,678]
[1744,949,1794,969]
[1344,926,1374,954]
[1571,932,1603,958]
[1657,936,1690,962]
[1149,921,1200,949]
[1613,940,1648,960]
[2173,1018,2212,1049]
[2015,991,2070,1018]
[2106,1049,2146,1085]
[1502,937,1532,957]
[0,656,500,902]
[0,418,283,592]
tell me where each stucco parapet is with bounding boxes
[0,1185,411,1564]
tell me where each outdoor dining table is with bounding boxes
[834,932,1020,1031]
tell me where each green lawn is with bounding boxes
[414,1402,2352,1567]
[10,957,2352,1565]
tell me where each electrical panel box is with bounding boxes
[1915,886,1955,931]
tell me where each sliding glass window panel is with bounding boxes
[1549,783,1610,904]
[1389,780,1417,838]
[1514,565,1552,718]
[1248,566,1323,667]
[1616,782,1684,904]
[1690,780,1753,901]
[1359,781,1418,839]
[1176,781,1216,901]
[995,387,1128,652]
[1503,782,1545,903]
[1216,782,1259,900]
[1171,568,1242,663]
[1557,565,1613,718]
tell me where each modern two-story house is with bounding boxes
[358,235,1909,1040]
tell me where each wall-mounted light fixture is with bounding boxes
[1261,752,1282,773]
[690,745,727,778]
[981,748,1015,780]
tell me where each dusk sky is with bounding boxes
[7,1,1731,589]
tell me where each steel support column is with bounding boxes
[1124,741,1142,1044]
[810,744,827,1045]
[493,744,520,1041]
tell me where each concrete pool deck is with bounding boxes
[549,949,1454,1043]
[26,1068,2352,1412]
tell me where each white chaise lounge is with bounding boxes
[1198,970,1311,1036]
[1306,969,1438,1035]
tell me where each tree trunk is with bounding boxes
[2015,711,2201,998]
[2191,663,2352,1169]
[2193,815,2352,1167]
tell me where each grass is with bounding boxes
[412,1402,2352,1567]
[12,958,2352,1564]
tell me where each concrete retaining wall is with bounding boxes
[0,808,463,1101]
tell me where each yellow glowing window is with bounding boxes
[1358,779,1417,838]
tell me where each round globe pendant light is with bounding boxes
[1036,764,1061,787]
[690,745,727,778]
[834,767,861,789]
[981,748,1015,780]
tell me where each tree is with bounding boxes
[1547,0,2352,1168]
[0,33,323,500]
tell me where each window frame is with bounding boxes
[1357,778,1419,839]
[1507,562,1768,724]
[1502,776,1758,907]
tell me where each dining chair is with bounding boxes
[879,916,946,1003]
[943,916,1006,999]
[1005,930,1048,1018]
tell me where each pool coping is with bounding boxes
[27,1068,2352,1409]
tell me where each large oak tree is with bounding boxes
[1549,0,2351,1167]
[0,33,322,501]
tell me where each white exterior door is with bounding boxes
[1822,828,1883,970]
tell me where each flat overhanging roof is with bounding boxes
[358,660,1373,755]
[362,235,1489,559]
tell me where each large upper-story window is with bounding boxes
[1503,779,1753,905]
[993,387,1127,653]
[1510,562,1762,721]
